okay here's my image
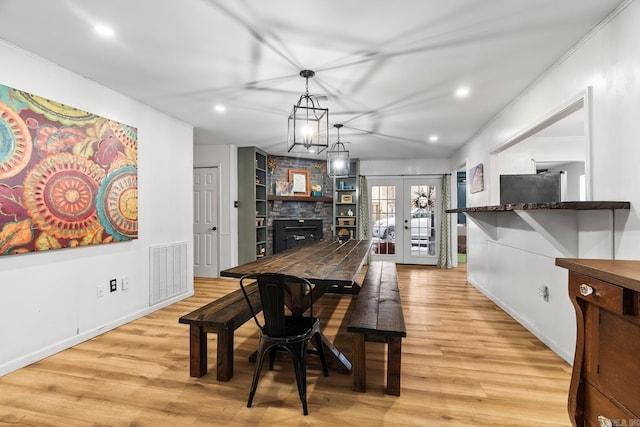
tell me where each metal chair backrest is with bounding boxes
[240,273,314,337]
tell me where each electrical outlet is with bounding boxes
[121,276,129,291]
[538,285,549,302]
[110,278,117,292]
[96,285,105,298]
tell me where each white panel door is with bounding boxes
[193,167,219,277]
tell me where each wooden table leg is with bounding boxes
[352,333,366,392]
[319,333,352,374]
[386,337,402,396]
[289,284,304,316]
[189,324,207,377]
[216,327,234,381]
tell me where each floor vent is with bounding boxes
[149,242,188,306]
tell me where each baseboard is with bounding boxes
[0,289,194,377]
[466,277,573,365]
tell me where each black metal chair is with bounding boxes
[239,273,329,415]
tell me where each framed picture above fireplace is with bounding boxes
[288,169,310,197]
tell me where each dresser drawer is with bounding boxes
[569,272,634,315]
[583,383,636,427]
[585,309,640,417]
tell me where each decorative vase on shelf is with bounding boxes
[311,183,322,197]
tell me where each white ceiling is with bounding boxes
[0,0,625,161]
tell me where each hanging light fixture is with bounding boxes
[327,124,350,177]
[287,70,329,154]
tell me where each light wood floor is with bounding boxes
[0,264,573,426]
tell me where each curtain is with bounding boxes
[438,174,452,269]
[358,175,371,265]
[358,175,369,240]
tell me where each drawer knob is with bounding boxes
[579,283,594,296]
[597,416,612,427]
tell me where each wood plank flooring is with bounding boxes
[0,264,573,426]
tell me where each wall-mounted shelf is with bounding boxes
[446,201,630,213]
[446,201,630,257]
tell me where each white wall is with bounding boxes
[360,158,451,176]
[0,41,194,376]
[450,1,639,362]
[499,136,585,175]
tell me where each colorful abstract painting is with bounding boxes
[0,83,138,256]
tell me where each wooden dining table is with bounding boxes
[220,238,372,373]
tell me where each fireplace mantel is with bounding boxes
[268,195,333,202]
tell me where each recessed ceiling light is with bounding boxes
[455,86,470,98]
[94,24,115,38]
[214,104,226,113]
[429,135,439,142]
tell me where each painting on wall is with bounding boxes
[0,82,138,256]
[469,163,484,194]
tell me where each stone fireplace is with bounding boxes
[266,155,334,255]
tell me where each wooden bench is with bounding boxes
[347,261,406,396]
[178,281,262,381]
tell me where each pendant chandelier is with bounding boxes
[287,70,329,154]
[327,124,350,177]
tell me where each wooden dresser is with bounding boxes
[556,258,640,427]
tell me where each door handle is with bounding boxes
[208,226,217,231]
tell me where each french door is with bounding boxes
[369,177,440,265]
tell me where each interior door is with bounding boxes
[369,177,440,265]
[193,167,219,277]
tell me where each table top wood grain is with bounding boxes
[221,239,372,287]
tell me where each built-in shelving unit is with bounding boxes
[333,159,359,240]
[237,146,268,263]
[447,201,630,257]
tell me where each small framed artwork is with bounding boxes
[276,181,293,196]
[288,169,310,197]
[340,194,353,203]
[469,163,484,194]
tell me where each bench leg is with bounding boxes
[189,325,208,378]
[216,327,234,382]
[386,337,402,396]
[352,333,366,392]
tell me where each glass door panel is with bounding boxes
[404,180,438,264]
[369,179,401,263]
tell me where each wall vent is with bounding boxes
[149,242,188,306]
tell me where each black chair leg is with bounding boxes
[269,347,277,370]
[291,343,309,415]
[314,332,329,377]
[248,340,269,408]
